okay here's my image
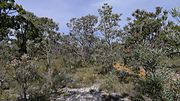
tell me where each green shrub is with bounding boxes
[138,72,164,100]
[100,73,135,94]
[162,79,180,101]
[29,91,49,101]
[137,65,179,100]
[138,67,171,100]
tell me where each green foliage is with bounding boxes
[0,1,41,56]
[68,67,97,88]
[0,1,179,100]
[0,0,25,41]
[170,8,180,22]
[98,3,122,48]
[137,65,180,100]
[66,15,98,65]
[51,69,72,90]
[87,3,123,74]
[99,73,135,94]
[161,73,180,101]
[4,54,40,100]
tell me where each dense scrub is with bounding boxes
[0,1,179,101]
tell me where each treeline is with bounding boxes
[0,0,180,101]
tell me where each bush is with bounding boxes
[99,73,135,94]
[69,67,97,88]
[138,72,164,100]
[28,91,49,101]
[162,78,180,101]
[137,65,179,100]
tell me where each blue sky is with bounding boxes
[16,0,179,33]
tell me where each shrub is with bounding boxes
[69,67,97,88]
[5,54,40,100]
[138,71,164,100]
[137,65,179,100]
[99,73,135,94]
[162,77,180,101]
[28,91,49,101]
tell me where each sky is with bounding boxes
[16,0,180,33]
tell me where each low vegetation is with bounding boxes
[0,1,179,101]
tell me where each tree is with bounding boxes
[1,1,59,100]
[5,54,39,101]
[28,16,62,100]
[0,0,25,41]
[13,15,41,55]
[164,8,180,57]
[122,7,170,67]
[124,7,180,100]
[93,3,122,73]
[98,3,121,49]
[170,8,180,23]
[40,17,60,95]
[124,7,169,48]
[66,15,98,64]
[0,1,42,57]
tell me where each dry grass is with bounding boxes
[161,57,180,73]
[32,59,137,94]
[65,66,135,94]
[98,74,135,94]
[67,67,98,88]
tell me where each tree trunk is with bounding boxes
[22,86,27,101]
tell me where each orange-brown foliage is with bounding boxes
[113,63,134,75]
[113,63,146,78]
[138,67,146,78]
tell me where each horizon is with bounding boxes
[16,0,180,33]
